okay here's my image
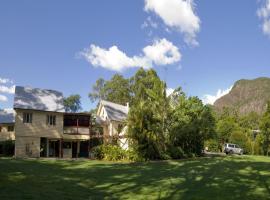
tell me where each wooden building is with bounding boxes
[13,86,93,158]
[96,100,129,150]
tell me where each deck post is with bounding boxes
[60,139,63,158]
[46,138,49,157]
[88,115,91,159]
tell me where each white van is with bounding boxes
[223,143,243,155]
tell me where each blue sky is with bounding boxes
[0,0,270,111]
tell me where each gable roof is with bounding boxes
[99,100,128,122]
[0,109,15,124]
[14,86,65,112]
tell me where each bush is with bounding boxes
[126,149,145,162]
[244,137,253,154]
[254,134,264,155]
[167,146,186,159]
[204,139,220,152]
[92,144,127,161]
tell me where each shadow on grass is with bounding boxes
[0,156,270,200]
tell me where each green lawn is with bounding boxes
[0,156,270,200]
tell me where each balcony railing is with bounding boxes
[63,127,90,135]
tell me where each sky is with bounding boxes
[0,0,270,111]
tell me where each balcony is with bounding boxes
[63,113,91,135]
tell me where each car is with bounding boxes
[223,143,243,155]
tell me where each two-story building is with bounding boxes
[1,86,129,158]
[14,86,92,158]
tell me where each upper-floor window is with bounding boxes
[23,113,33,123]
[47,115,56,126]
[8,126,14,132]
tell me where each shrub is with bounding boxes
[92,144,127,161]
[244,137,253,154]
[167,145,186,159]
[126,149,144,162]
[254,134,264,155]
[204,139,220,152]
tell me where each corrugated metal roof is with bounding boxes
[14,86,65,112]
[0,109,15,124]
[100,100,128,122]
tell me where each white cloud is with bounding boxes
[80,45,151,71]
[0,78,13,84]
[0,85,15,94]
[202,86,233,105]
[141,16,158,29]
[144,0,200,45]
[257,0,270,36]
[0,94,8,102]
[143,38,181,65]
[166,88,174,96]
[80,38,181,71]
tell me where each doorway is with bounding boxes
[49,140,60,157]
[72,142,78,158]
[79,141,89,158]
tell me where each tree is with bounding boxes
[216,116,239,144]
[259,101,270,156]
[89,78,106,103]
[127,68,167,160]
[64,95,82,113]
[103,74,131,105]
[239,112,261,131]
[89,75,131,105]
[168,92,216,157]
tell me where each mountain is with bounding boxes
[214,77,270,115]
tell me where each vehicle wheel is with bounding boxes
[229,150,233,155]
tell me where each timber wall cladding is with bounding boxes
[0,132,15,141]
[0,125,15,141]
[15,136,40,157]
[15,110,64,138]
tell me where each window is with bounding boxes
[8,126,14,132]
[47,115,56,126]
[23,113,33,123]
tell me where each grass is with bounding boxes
[0,156,270,200]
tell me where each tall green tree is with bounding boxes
[89,75,131,105]
[168,91,215,157]
[89,78,106,103]
[64,95,82,113]
[127,68,167,160]
[216,117,239,144]
[259,101,270,156]
[103,74,131,105]
[239,112,261,131]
